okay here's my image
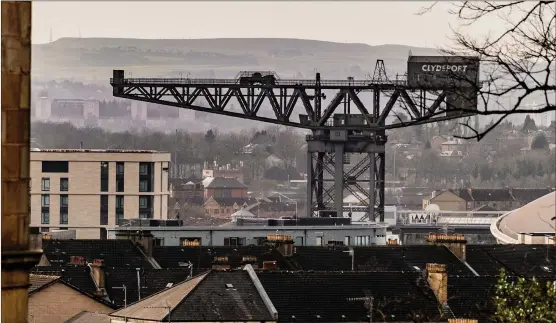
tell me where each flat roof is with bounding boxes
[31,149,168,154]
[108,224,386,232]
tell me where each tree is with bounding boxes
[531,132,549,150]
[420,2,556,140]
[492,269,556,323]
[521,115,538,134]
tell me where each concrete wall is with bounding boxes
[110,226,389,247]
[28,282,113,323]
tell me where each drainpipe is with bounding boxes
[136,268,141,300]
[2,2,43,323]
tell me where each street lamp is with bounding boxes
[343,248,354,270]
[112,285,127,308]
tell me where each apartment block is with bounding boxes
[30,149,171,239]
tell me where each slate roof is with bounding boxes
[293,245,473,274]
[447,276,500,321]
[168,271,275,322]
[31,265,197,308]
[43,239,152,268]
[511,188,555,203]
[206,177,248,189]
[467,245,556,277]
[258,271,442,323]
[451,188,554,203]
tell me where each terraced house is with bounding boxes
[30,149,171,238]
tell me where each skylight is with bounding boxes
[225,283,234,289]
[413,266,421,271]
[166,283,173,288]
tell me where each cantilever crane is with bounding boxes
[110,58,480,222]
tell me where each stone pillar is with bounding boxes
[2,2,42,323]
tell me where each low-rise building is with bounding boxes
[424,187,555,212]
[30,149,171,238]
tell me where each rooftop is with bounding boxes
[110,270,276,322]
[258,271,441,323]
[31,148,167,154]
[206,177,248,189]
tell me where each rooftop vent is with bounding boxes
[542,266,552,272]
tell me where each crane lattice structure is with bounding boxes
[110,59,477,222]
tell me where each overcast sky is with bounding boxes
[33,1,501,47]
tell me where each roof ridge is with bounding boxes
[160,270,212,321]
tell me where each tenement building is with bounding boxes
[30,149,171,239]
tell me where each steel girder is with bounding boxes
[111,71,463,131]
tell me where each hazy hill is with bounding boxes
[32,37,441,81]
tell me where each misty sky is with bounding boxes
[33,1,501,48]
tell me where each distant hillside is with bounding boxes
[31,37,441,81]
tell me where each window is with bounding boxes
[60,178,69,191]
[139,180,149,192]
[139,196,148,208]
[41,211,50,224]
[60,195,68,208]
[100,228,107,240]
[116,212,124,225]
[116,162,124,192]
[116,195,124,208]
[41,195,50,207]
[224,237,246,247]
[40,227,49,233]
[139,196,152,219]
[60,212,68,225]
[344,236,351,246]
[41,178,50,191]
[138,162,153,192]
[116,196,124,225]
[116,162,125,175]
[42,161,68,173]
[100,195,108,225]
[100,162,109,192]
[139,163,149,175]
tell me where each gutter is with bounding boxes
[243,264,278,321]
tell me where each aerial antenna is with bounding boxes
[408,49,413,57]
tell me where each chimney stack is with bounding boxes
[448,320,478,323]
[427,233,467,262]
[267,234,294,257]
[426,263,448,305]
[90,259,107,298]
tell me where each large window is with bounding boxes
[138,195,153,219]
[116,195,124,225]
[100,162,109,192]
[138,162,153,192]
[41,178,50,191]
[41,211,50,225]
[60,178,69,192]
[116,162,125,192]
[42,161,69,173]
[60,194,69,224]
[41,194,50,207]
[100,195,108,225]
